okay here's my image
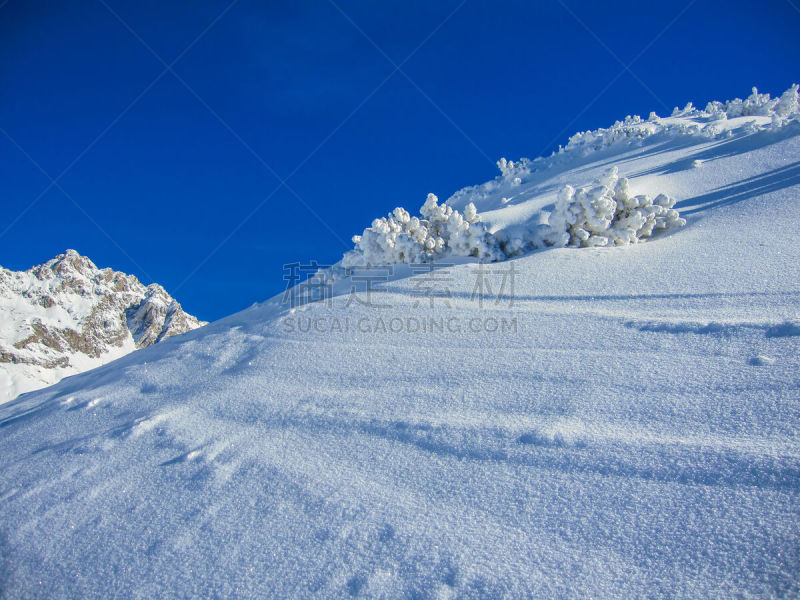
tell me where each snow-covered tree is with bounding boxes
[772,84,800,123]
[341,194,504,267]
[496,157,530,183]
[342,167,687,267]
[545,167,686,248]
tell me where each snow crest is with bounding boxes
[563,84,799,155]
[448,84,800,212]
[339,84,800,267]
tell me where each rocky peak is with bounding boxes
[0,250,206,403]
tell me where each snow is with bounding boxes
[1,86,799,598]
[0,338,137,406]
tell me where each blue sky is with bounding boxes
[2,0,798,320]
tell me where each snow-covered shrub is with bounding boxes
[772,84,800,122]
[496,157,529,185]
[684,87,798,121]
[545,167,686,248]
[557,84,800,157]
[723,87,774,118]
[563,115,660,155]
[343,167,689,267]
[706,85,800,125]
[447,85,798,214]
[704,100,728,121]
[671,102,695,117]
[341,194,504,267]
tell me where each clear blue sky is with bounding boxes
[2,0,798,320]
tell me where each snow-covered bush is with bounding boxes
[448,85,799,215]
[342,167,687,267]
[772,84,800,122]
[496,157,529,185]
[341,194,504,267]
[545,167,686,247]
[720,87,775,118]
[562,114,660,155]
[558,84,800,156]
[704,86,800,124]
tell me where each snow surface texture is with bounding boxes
[1,86,800,598]
[0,250,205,403]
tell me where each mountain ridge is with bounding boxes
[0,249,205,402]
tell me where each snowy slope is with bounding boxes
[0,250,206,403]
[1,87,799,598]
